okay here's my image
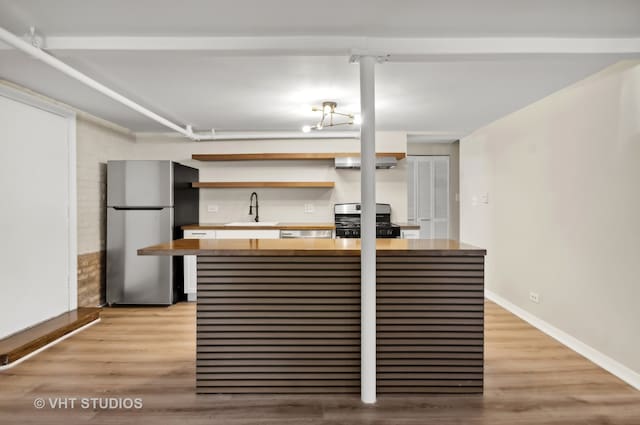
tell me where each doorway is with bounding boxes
[407,156,450,239]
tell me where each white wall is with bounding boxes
[132,132,408,223]
[0,88,76,338]
[460,61,640,377]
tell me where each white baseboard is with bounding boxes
[0,318,100,371]
[485,290,640,391]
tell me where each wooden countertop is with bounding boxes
[182,222,335,230]
[139,238,486,256]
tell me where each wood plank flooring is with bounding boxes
[0,301,638,424]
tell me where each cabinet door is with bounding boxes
[183,230,216,297]
[401,229,420,239]
[215,230,280,239]
[184,230,216,239]
[183,256,197,295]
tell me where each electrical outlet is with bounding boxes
[529,292,540,304]
[207,204,219,213]
[304,203,315,213]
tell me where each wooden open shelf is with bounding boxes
[193,181,335,189]
[192,152,406,161]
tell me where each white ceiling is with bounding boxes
[0,1,638,136]
[1,0,639,37]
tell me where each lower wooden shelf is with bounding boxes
[193,181,335,188]
[0,308,101,366]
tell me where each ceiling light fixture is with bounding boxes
[301,101,359,132]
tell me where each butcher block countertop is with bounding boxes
[138,238,485,256]
[182,222,335,230]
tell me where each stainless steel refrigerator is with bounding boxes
[106,160,198,305]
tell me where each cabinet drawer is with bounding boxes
[184,230,216,239]
[401,230,420,239]
[215,230,280,239]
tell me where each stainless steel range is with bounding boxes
[334,203,401,238]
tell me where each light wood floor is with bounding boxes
[1,301,638,424]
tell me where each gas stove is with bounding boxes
[334,203,401,239]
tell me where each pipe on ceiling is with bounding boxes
[0,26,200,139]
[193,131,359,141]
[0,26,360,141]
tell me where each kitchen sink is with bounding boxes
[224,221,279,226]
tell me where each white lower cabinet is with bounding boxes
[184,230,216,239]
[183,230,217,301]
[215,229,280,239]
[401,229,420,239]
[182,229,280,301]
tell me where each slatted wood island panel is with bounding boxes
[376,255,485,394]
[139,238,486,395]
[196,255,361,394]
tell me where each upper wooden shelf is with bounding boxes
[192,152,406,161]
[193,181,335,189]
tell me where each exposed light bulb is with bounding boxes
[301,125,311,133]
[353,115,362,125]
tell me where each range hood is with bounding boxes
[335,156,397,169]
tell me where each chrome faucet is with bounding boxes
[249,192,259,222]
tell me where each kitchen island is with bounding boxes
[139,238,486,395]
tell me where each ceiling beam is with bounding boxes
[2,36,639,59]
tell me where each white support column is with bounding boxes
[359,55,377,404]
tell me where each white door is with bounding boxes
[407,156,450,239]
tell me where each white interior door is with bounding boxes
[407,156,450,239]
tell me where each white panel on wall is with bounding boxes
[0,91,75,338]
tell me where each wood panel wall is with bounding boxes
[196,252,484,395]
[377,255,484,394]
[196,256,361,394]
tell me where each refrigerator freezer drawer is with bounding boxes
[107,208,173,305]
[107,160,173,208]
